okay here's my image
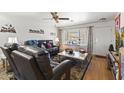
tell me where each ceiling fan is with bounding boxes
[43,12,69,23]
[51,12,69,23]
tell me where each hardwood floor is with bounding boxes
[83,56,114,80]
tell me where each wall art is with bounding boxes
[0,24,16,33]
[29,29,44,34]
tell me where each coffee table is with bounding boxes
[58,51,89,79]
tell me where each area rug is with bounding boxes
[0,65,81,80]
[52,55,84,80]
[0,64,14,80]
[0,57,83,80]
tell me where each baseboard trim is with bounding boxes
[94,55,106,58]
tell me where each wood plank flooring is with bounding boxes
[83,56,114,80]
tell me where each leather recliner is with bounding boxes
[0,44,21,79]
[11,46,76,80]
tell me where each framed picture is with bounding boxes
[29,29,44,34]
[0,24,16,33]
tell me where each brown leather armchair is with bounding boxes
[11,46,76,80]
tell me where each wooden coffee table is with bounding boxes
[58,51,89,79]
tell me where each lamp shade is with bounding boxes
[55,37,59,42]
[8,37,18,43]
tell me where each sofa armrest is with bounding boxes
[52,45,58,47]
[50,61,59,68]
[52,60,76,80]
[52,46,59,50]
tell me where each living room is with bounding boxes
[0,12,123,80]
[0,0,124,93]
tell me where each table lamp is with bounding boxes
[8,37,18,44]
[55,37,60,52]
[55,37,59,46]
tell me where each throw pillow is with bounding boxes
[47,43,52,48]
[41,44,46,49]
[43,42,47,48]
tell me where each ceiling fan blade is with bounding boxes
[50,12,69,23]
[59,18,69,20]
[51,12,57,17]
[42,18,53,20]
[51,12,54,16]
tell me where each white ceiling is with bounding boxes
[53,12,117,27]
[0,12,117,27]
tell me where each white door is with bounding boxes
[93,27,114,56]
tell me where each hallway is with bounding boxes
[83,56,114,80]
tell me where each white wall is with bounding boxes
[93,26,114,56]
[60,20,115,56]
[121,12,124,27]
[91,21,115,56]
[0,13,57,55]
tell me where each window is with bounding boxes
[63,28,88,46]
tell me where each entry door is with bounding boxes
[93,27,114,56]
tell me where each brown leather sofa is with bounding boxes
[10,46,76,80]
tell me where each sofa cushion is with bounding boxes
[43,41,47,48]
[24,40,38,47]
[41,44,46,49]
[46,40,53,47]
[37,40,44,48]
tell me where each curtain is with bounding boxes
[87,26,93,55]
[57,29,62,44]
